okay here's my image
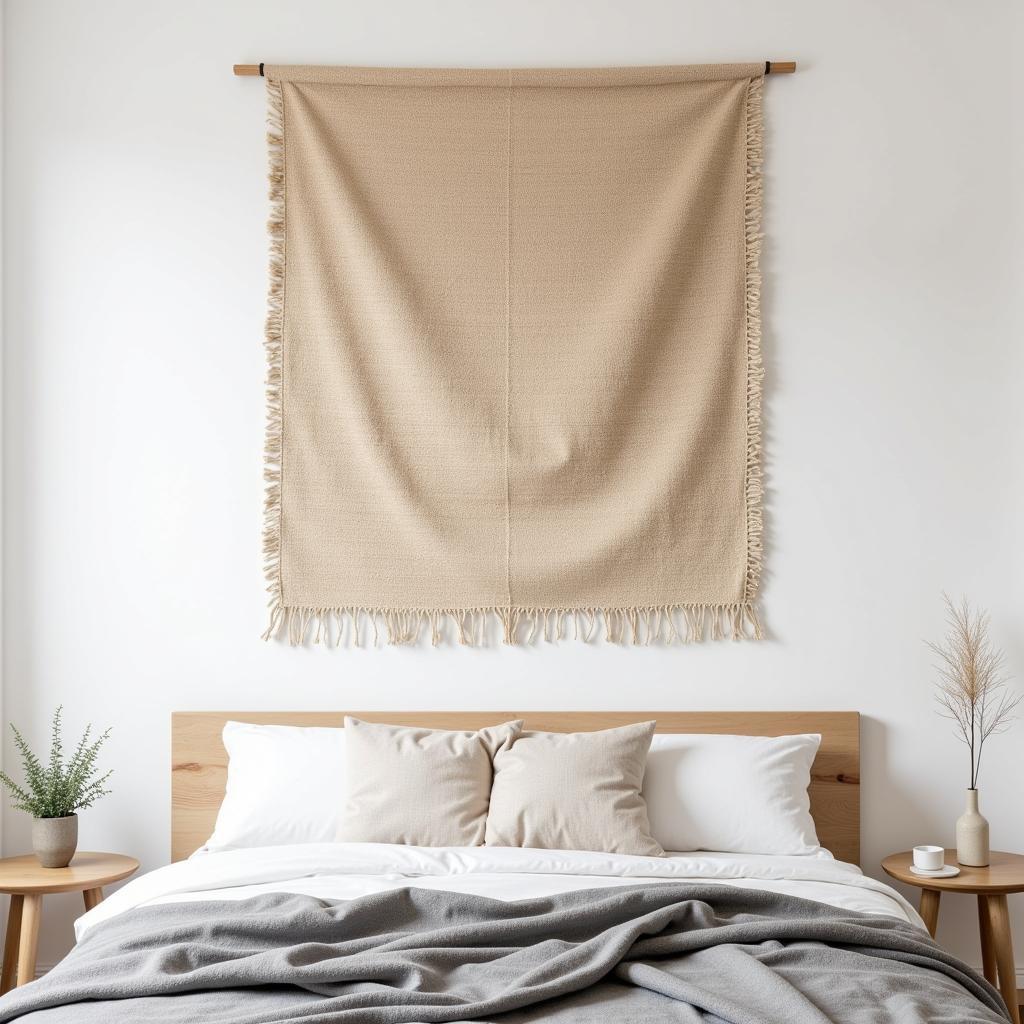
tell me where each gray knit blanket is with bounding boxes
[0,884,1009,1023]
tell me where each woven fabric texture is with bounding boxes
[261,64,766,646]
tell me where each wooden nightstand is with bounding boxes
[882,849,1024,1024]
[0,851,139,992]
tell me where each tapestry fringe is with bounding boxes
[262,79,286,642]
[265,604,763,648]
[743,74,765,628]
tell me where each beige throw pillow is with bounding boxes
[337,717,522,846]
[485,721,664,856]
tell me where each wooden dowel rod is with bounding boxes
[232,61,797,77]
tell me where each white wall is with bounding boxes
[3,0,1022,976]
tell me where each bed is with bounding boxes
[0,711,1010,1023]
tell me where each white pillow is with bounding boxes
[642,733,822,856]
[204,721,346,852]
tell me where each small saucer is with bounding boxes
[910,864,960,878]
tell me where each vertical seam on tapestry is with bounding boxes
[742,79,750,598]
[503,74,513,609]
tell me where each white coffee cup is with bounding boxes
[913,845,945,871]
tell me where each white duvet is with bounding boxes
[76,843,924,940]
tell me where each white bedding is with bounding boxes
[76,843,924,940]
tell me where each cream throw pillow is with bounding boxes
[485,721,664,856]
[337,717,522,846]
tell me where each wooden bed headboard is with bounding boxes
[171,711,860,865]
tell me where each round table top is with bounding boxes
[882,850,1024,894]
[0,852,140,895]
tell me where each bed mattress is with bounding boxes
[76,842,925,937]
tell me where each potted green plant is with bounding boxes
[0,707,113,868]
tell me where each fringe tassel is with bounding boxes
[261,78,287,642]
[264,604,763,648]
[743,74,765,626]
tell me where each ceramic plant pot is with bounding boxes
[955,789,990,867]
[32,813,78,868]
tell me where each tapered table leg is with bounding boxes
[16,894,41,987]
[1,895,24,994]
[918,888,941,938]
[985,894,1021,1024]
[82,887,104,911]
[978,895,997,984]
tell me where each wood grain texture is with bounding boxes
[918,888,941,937]
[1,895,23,994]
[881,850,1024,895]
[16,894,40,988]
[0,853,139,895]
[172,711,859,864]
[986,895,1022,1024]
[236,63,797,78]
[979,896,997,984]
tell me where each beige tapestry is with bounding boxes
[262,63,765,646]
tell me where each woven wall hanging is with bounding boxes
[261,63,766,646]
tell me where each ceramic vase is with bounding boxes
[32,813,78,868]
[955,789,989,867]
